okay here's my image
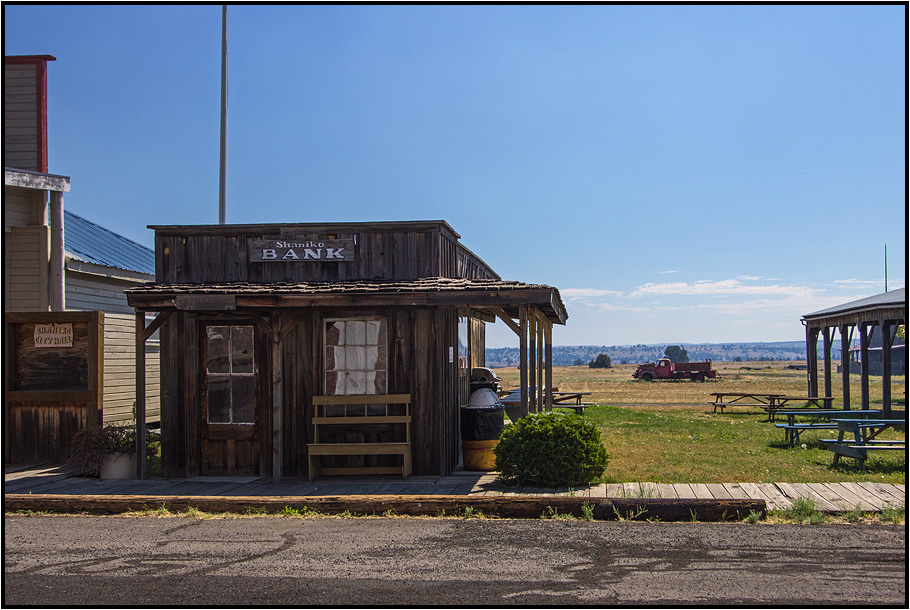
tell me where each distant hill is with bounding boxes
[486,341,813,367]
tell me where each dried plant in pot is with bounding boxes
[68,425,138,479]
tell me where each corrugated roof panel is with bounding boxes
[802,288,906,319]
[64,210,154,275]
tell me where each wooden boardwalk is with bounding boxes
[4,465,904,513]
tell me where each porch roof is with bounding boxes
[126,277,568,325]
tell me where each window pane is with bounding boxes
[344,371,366,394]
[371,371,387,394]
[326,321,343,346]
[366,321,383,345]
[232,376,255,423]
[346,320,365,345]
[207,376,230,423]
[206,327,230,374]
[232,326,254,374]
[346,346,366,370]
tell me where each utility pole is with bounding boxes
[219,4,228,224]
[884,244,887,292]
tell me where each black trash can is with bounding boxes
[460,405,505,441]
[461,389,505,471]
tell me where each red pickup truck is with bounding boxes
[632,359,718,381]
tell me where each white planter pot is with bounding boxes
[100,452,136,480]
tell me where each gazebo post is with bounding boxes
[881,321,893,419]
[806,325,819,398]
[840,323,851,410]
[822,327,833,401]
[859,322,872,410]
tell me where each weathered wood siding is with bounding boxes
[154,223,498,284]
[6,401,90,463]
[3,187,42,228]
[3,62,40,171]
[4,311,103,464]
[65,272,136,314]
[159,306,465,477]
[5,225,49,312]
[102,313,160,425]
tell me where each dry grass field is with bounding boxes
[495,362,906,485]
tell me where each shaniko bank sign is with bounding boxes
[250,238,355,262]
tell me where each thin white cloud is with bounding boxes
[561,288,623,300]
[629,279,819,298]
[659,270,679,274]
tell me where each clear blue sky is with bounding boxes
[5,4,906,347]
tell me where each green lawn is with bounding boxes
[496,362,906,485]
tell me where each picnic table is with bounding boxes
[710,392,783,414]
[763,396,835,421]
[774,409,882,447]
[551,391,594,415]
[822,419,906,472]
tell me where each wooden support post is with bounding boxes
[823,327,833,401]
[859,322,871,410]
[840,324,851,411]
[519,306,529,418]
[49,191,65,311]
[271,312,283,481]
[135,312,147,479]
[529,313,537,414]
[545,322,553,412]
[536,309,543,413]
[806,326,819,398]
[881,321,893,419]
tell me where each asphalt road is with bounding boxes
[4,515,906,606]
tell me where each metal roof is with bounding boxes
[802,288,906,320]
[64,210,155,276]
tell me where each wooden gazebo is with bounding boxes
[802,288,906,417]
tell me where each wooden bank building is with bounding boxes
[126,221,567,480]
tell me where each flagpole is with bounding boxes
[219,5,228,224]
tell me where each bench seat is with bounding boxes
[308,394,412,479]
[555,403,594,415]
[775,423,839,446]
[711,402,767,413]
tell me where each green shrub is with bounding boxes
[493,412,609,487]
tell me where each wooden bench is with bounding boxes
[308,394,412,479]
[821,419,906,472]
[554,403,594,415]
[773,409,882,446]
[709,393,783,414]
[775,422,839,446]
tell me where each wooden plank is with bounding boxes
[820,482,878,511]
[587,484,607,498]
[655,483,678,499]
[688,483,715,500]
[704,483,733,499]
[670,483,695,499]
[721,483,751,500]
[739,483,789,511]
[793,482,848,512]
[858,482,906,507]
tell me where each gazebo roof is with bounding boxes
[803,288,905,319]
[801,288,906,329]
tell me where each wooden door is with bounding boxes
[202,324,260,475]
